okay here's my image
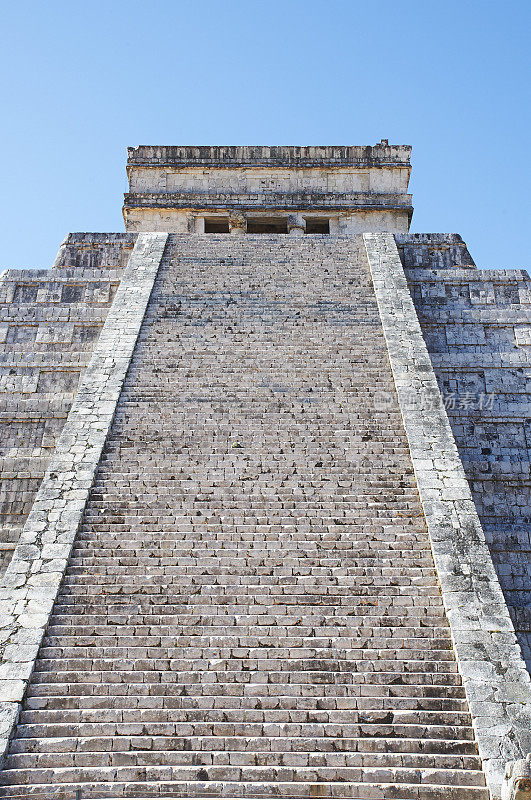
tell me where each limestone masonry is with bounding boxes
[0,144,528,800]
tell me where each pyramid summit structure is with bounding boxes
[0,144,528,799]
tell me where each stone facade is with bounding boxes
[0,235,135,573]
[0,144,527,799]
[396,235,531,670]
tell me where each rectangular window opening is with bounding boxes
[305,218,330,234]
[247,218,288,234]
[204,217,230,233]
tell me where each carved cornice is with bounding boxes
[123,191,413,214]
[126,144,412,170]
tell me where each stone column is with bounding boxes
[329,217,340,235]
[229,212,247,235]
[287,213,306,236]
[189,216,205,233]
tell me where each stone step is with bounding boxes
[0,764,488,789]
[55,573,436,585]
[88,482,419,490]
[69,532,427,542]
[25,695,468,712]
[31,657,459,672]
[46,608,449,619]
[67,558,436,568]
[64,565,436,575]
[0,792,493,800]
[90,478,414,485]
[49,603,446,614]
[73,531,429,539]
[19,708,473,727]
[59,575,440,585]
[48,609,449,621]
[14,722,476,741]
[76,526,425,535]
[82,500,422,507]
[49,568,438,582]
[43,628,450,639]
[26,683,467,700]
[89,481,415,487]
[57,581,441,594]
[4,748,485,772]
[37,641,454,658]
[75,525,428,534]
[72,568,436,580]
[39,640,452,654]
[73,520,430,533]
[10,735,479,756]
[49,601,443,612]
[44,624,451,638]
[70,538,430,547]
[29,670,462,685]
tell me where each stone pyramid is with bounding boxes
[0,145,528,799]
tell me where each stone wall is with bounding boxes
[367,234,531,797]
[0,234,136,573]
[0,233,166,774]
[398,233,531,669]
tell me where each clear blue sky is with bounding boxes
[2,0,529,270]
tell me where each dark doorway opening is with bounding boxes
[204,218,230,233]
[305,218,330,234]
[247,218,288,234]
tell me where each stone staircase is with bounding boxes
[0,235,489,798]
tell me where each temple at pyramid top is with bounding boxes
[123,141,413,234]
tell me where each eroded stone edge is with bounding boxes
[363,232,531,799]
[0,232,168,764]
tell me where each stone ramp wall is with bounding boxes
[397,234,531,669]
[368,234,531,798]
[0,234,136,573]
[0,232,167,772]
